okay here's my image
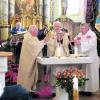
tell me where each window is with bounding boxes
[67,0,86,22]
[67,0,80,14]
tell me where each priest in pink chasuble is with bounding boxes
[74,23,99,92]
[17,25,48,91]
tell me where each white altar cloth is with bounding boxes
[37,56,94,65]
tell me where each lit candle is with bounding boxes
[57,44,61,57]
[55,43,61,57]
[73,75,78,90]
[73,75,79,100]
[74,45,78,55]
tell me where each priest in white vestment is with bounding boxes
[74,23,99,92]
[17,25,48,91]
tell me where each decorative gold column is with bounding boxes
[0,0,3,25]
[61,0,68,28]
[9,0,15,30]
[20,9,24,27]
[0,0,9,40]
[35,0,42,29]
[32,9,36,25]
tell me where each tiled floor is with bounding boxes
[32,95,100,100]
[79,95,100,100]
[32,91,100,100]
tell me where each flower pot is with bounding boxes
[55,87,68,100]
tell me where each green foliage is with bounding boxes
[55,67,89,97]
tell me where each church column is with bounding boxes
[52,0,61,21]
[9,0,15,17]
[9,0,15,28]
[43,0,50,24]
[38,0,43,28]
[0,0,9,40]
[8,0,15,29]
[39,0,43,16]
[0,0,3,39]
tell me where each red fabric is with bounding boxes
[36,85,52,98]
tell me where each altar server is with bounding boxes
[74,23,99,92]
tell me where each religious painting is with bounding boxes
[15,0,35,14]
[95,0,100,31]
[98,0,100,14]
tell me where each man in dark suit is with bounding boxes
[37,24,48,57]
[37,24,48,41]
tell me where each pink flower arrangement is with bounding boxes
[55,67,89,95]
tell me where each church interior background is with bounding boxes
[0,0,100,99]
[0,0,100,39]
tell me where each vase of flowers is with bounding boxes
[56,86,68,100]
[55,67,89,100]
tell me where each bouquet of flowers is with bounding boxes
[55,67,89,98]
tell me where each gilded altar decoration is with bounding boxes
[11,0,42,29]
[15,0,34,13]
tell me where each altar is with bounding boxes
[37,56,94,65]
[37,55,95,93]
